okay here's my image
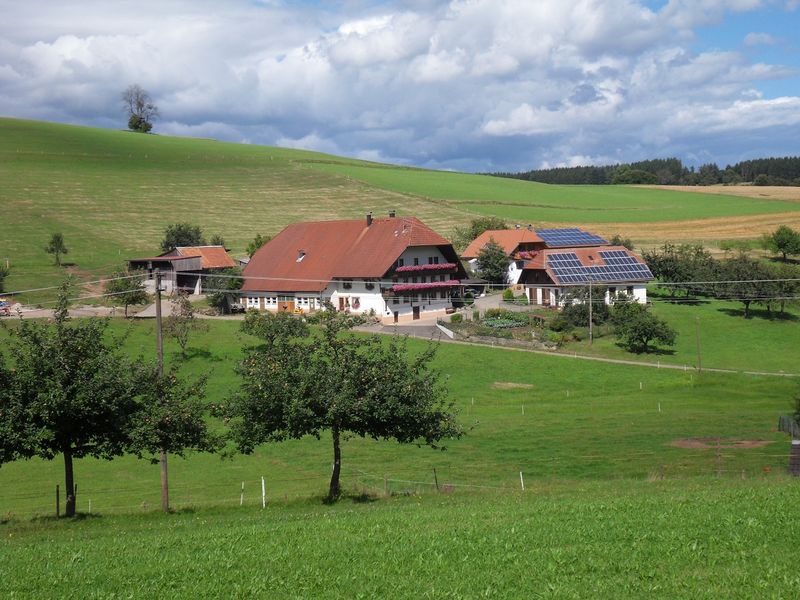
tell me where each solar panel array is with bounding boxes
[546,250,654,284]
[535,228,609,247]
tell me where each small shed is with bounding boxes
[128,246,235,295]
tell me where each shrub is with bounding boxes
[502,288,515,301]
[472,309,480,321]
[450,313,462,324]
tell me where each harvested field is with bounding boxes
[636,185,800,203]
[670,438,773,450]
[582,211,800,245]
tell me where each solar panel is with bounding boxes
[536,228,609,247]
[545,251,654,284]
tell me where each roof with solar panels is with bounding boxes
[512,227,655,285]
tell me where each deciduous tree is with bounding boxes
[45,233,68,266]
[105,269,149,317]
[161,223,205,253]
[613,303,677,353]
[475,238,510,285]
[451,217,508,252]
[122,84,159,133]
[228,309,462,502]
[205,268,243,314]
[164,292,207,358]
[246,234,271,258]
[0,283,139,516]
[765,225,800,261]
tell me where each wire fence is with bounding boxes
[2,447,797,520]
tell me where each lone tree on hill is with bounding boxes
[161,222,205,253]
[45,232,68,266]
[227,309,462,502]
[122,84,159,133]
[476,238,510,284]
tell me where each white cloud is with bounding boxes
[0,0,797,171]
[744,32,777,46]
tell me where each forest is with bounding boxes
[494,156,800,186]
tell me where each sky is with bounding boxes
[0,0,798,172]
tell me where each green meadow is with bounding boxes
[3,117,799,299]
[4,480,800,598]
[0,319,795,518]
[307,162,800,223]
[549,294,800,374]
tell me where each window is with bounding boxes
[413,257,419,266]
[412,276,418,283]
[433,256,439,264]
[403,295,409,304]
[342,280,352,289]
[397,258,404,267]
[365,281,375,290]
[627,286,634,295]
[393,295,399,305]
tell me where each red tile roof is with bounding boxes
[174,246,236,269]
[242,216,454,293]
[462,229,543,259]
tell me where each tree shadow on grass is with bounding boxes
[614,342,677,356]
[178,347,222,361]
[717,307,799,322]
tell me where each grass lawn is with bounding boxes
[3,479,800,598]
[556,295,800,374]
[0,319,795,518]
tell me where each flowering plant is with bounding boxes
[395,262,457,273]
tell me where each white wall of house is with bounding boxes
[525,283,647,306]
[508,260,524,285]
[396,246,449,267]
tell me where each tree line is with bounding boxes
[494,156,800,186]
[643,230,800,318]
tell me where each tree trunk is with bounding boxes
[63,450,75,517]
[327,427,342,502]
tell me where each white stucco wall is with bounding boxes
[525,284,648,306]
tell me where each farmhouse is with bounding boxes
[461,226,543,284]
[241,213,466,323]
[464,227,654,305]
[128,246,236,295]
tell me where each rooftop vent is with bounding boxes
[296,250,306,263]
[515,224,521,229]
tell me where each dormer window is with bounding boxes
[296,250,306,263]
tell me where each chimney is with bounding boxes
[388,210,396,218]
[366,212,373,226]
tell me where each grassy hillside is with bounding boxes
[2,117,799,298]
[308,162,800,223]
[4,480,800,598]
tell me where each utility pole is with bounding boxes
[694,315,702,373]
[588,281,593,346]
[154,270,169,512]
